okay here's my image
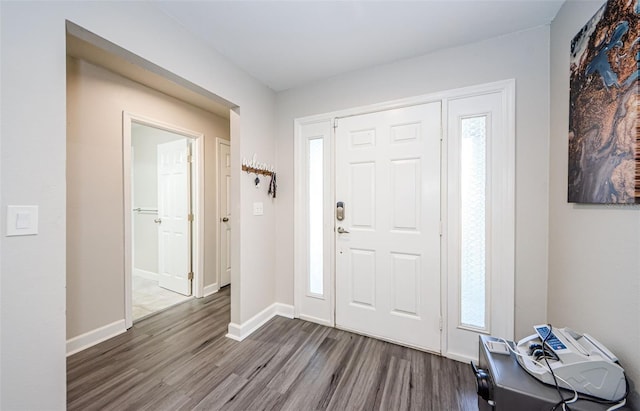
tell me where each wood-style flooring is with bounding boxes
[67,287,478,410]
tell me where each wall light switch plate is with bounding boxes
[253,202,264,216]
[6,205,39,236]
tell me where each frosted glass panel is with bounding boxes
[308,138,324,295]
[460,116,486,329]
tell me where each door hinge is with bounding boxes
[439,317,443,331]
[439,221,443,237]
[188,213,194,222]
[188,271,194,280]
[187,154,193,163]
[333,118,339,129]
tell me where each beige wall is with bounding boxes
[67,56,230,339]
[549,1,640,406]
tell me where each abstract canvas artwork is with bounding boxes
[569,0,639,204]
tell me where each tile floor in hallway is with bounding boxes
[132,275,192,320]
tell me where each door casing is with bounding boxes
[294,80,515,362]
[123,112,205,328]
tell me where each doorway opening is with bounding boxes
[65,21,238,356]
[130,122,195,320]
[124,113,205,328]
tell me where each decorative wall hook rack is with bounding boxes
[242,154,275,177]
[241,165,273,177]
[242,154,277,198]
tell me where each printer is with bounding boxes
[514,325,627,402]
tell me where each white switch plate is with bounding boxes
[6,205,39,236]
[253,202,264,216]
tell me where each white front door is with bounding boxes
[157,138,192,296]
[335,102,442,352]
[218,140,231,287]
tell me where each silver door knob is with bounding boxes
[154,218,162,224]
[222,217,229,222]
[337,226,350,234]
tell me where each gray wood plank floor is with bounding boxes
[67,287,478,411]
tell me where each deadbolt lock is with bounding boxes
[336,201,345,221]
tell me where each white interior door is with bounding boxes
[218,140,231,287]
[157,138,192,296]
[335,102,442,352]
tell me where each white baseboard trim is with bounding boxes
[226,323,244,341]
[445,351,478,364]
[133,268,159,282]
[226,302,295,341]
[298,314,333,328]
[274,302,294,319]
[66,319,127,356]
[203,283,219,297]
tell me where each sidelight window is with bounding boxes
[460,116,487,330]
[308,138,324,296]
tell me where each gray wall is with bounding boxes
[275,25,552,340]
[549,0,640,405]
[1,2,278,406]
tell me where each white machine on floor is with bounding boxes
[515,325,627,401]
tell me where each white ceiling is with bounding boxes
[155,0,565,92]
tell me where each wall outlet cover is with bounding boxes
[253,202,264,216]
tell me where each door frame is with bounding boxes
[441,81,516,362]
[293,79,515,360]
[294,119,335,327]
[216,137,231,289]
[123,111,205,329]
